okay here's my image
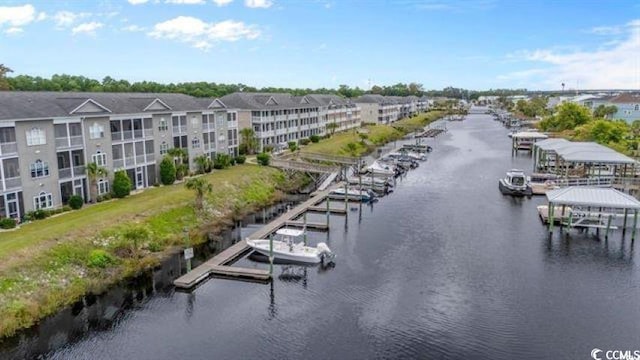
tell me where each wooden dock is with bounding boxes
[173,185,340,289]
[285,221,329,231]
[307,206,347,214]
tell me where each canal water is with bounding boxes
[4,112,640,359]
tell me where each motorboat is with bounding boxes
[498,169,532,196]
[364,161,397,177]
[402,144,432,153]
[347,176,393,192]
[246,228,334,264]
[329,187,376,202]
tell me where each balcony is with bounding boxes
[135,155,145,164]
[146,153,155,163]
[173,126,187,134]
[4,176,21,190]
[143,128,153,138]
[55,136,83,149]
[134,129,143,138]
[0,142,17,156]
[113,159,124,169]
[58,166,85,179]
[125,157,135,167]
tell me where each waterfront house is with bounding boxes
[0,92,238,219]
[609,94,640,123]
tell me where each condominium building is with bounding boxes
[213,92,362,151]
[354,95,428,124]
[0,92,237,220]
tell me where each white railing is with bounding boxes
[73,165,85,176]
[146,153,155,162]
[173,126,186,134]
[55,137,68,148]
[125,157,135,167]
[4,176,21,190]
[58,168,72,179]
[135,155,145,164]
[133,129,143,138]
[122,130,133,140]
[0,142,17,156]
[113,159,124,169]
[143,128,153,138]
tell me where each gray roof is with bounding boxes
[546,187,640,209]
[0,91,206,121]
[535,139,637,164]
[216,92,323,110]
[533,138,570,151]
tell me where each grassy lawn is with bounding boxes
[0,164,295,337]
[301,111,445,157]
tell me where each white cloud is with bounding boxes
[5,27,23,35]
[500,19,640,89]
[166,0,206,4]
[128,0,150,4]
[0,4,36,27]
[122,24,145,32]
[245,0,272,8]
[214,0,234,5]
[36,12,47,22]
[71,21,104,36]
[149,16,260,50]
[588,25,622,36]
[53,11,91,28]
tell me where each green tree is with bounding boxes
[112,170,132,198]
[86,162,108,203]
[593,104,618,119]
[287,141,298,152]
[326,122,339,136]
[239,128,259,155]
[539,102,592,132]
[159,156,176,185]
[185,177,212,211]
[0,64,13,90]
[213,153,232,169]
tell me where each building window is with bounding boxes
[191,138,200,149]
[160,141,169,155]
[635,104,639,111]
[97,179,110,195]
[92,152,107,166]
[30,159,49,178]
[159,118,168,131]
[34,191,53,210]
[26,127,46,146]
[89,123,104,139]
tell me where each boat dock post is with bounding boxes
[269,233,274,276]
[632,211,638,241]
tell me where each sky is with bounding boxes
[0,0,639,91]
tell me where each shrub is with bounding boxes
[112,170,132,198]
[288,141,298,152]
[159,156,176,185]
[299,138,310,146]
[235,155,246,164]
[256,152,270,166]
[213,153,232,169]
[32,210,48,220]
[68,195,84,210]
[0,218,17,229]
[62,205,72,212]
[87,249,116,268]
[264,145,275,153]
[309,135,320,143]
[176,164,189,180]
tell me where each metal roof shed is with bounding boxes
[545,187,640,239]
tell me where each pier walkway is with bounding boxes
[174,185,340,289]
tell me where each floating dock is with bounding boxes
[173,186,340,289]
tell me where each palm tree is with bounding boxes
[326,121,339,136]
[86,162,108,203]
[185,177,213,211]
[194,155,211,174]
[239,128,258,154]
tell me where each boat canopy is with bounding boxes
[546,187,640,209]
[276,228,305,237]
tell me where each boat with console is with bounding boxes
[498,169,532,196]
[247,228,334,264]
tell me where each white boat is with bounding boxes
[246,228,333,264]
[329,187,375,202]
[347,176,392,188]
[365,161,396,176]
[498,169,532,196]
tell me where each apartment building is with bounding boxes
[214,92,360,152]
[354,95,428,124]
[0,92,237,219]
[306,94,362,132]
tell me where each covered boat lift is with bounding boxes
[511,131,548,155]
[545,187,640,240]
[532,139,638,179]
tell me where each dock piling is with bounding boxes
[632,210,638,242]
[269,233,274,276]
[605,214,613,239]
